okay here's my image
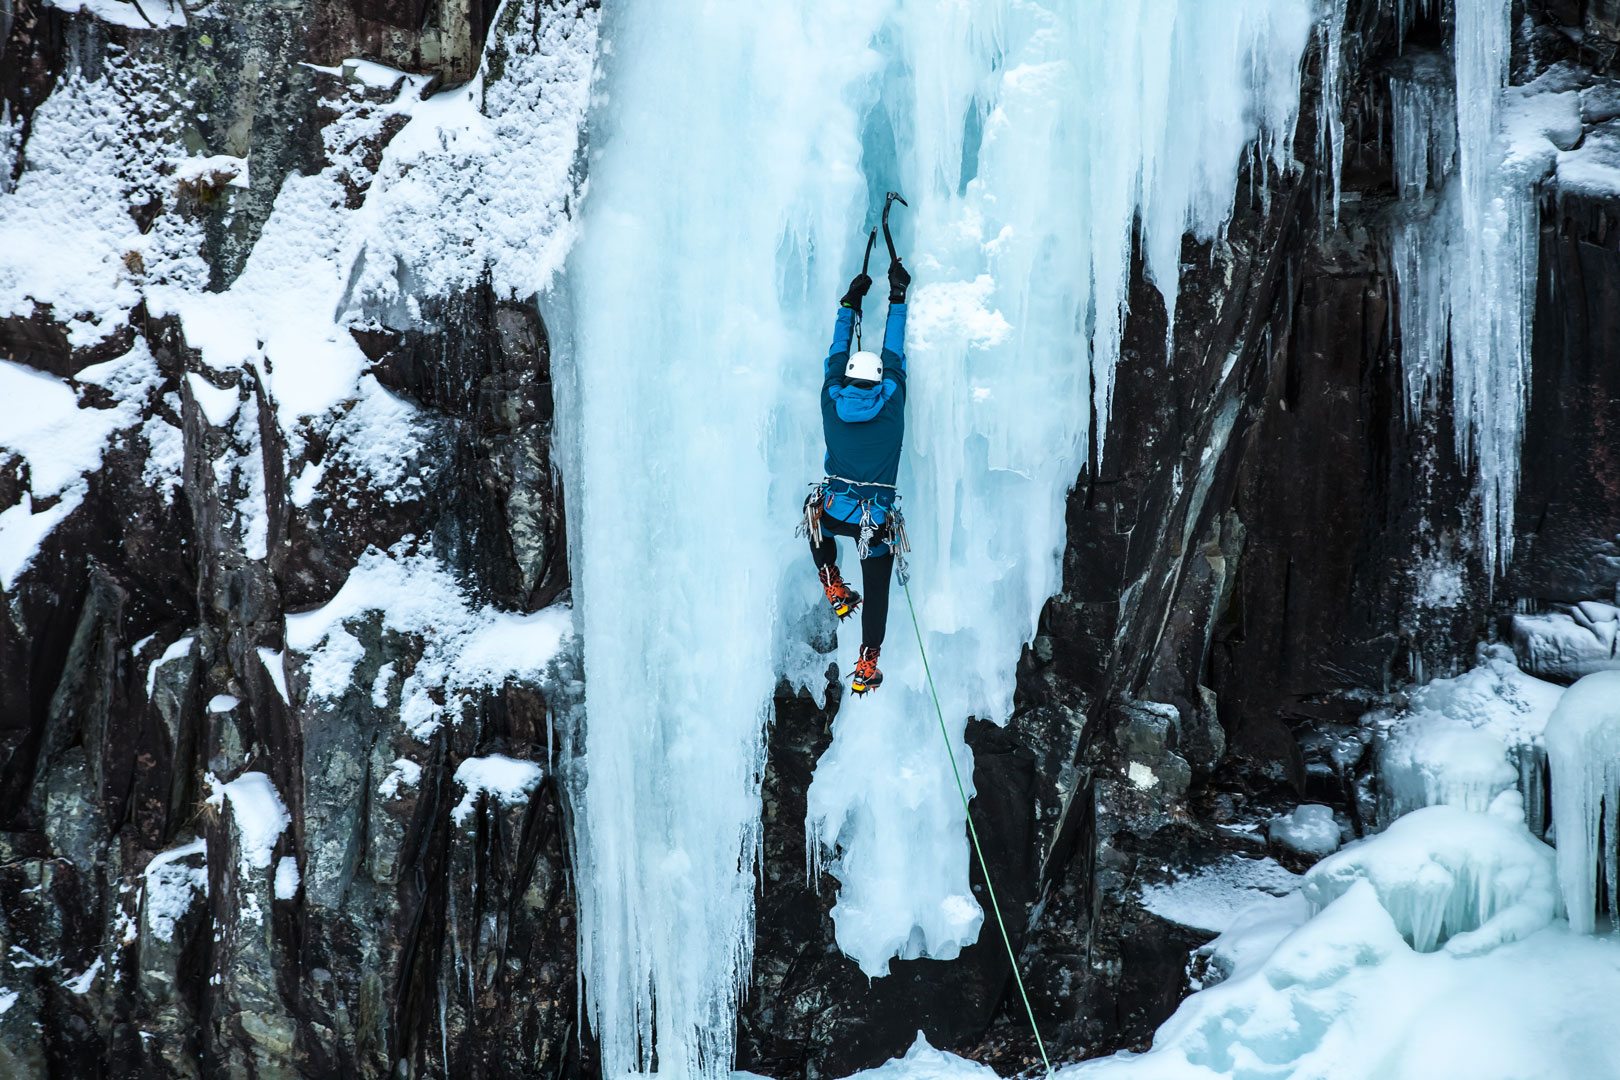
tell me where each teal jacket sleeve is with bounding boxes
[880,303,906,374]
[826,305,857,381]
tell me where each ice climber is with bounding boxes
[803,245,911,696]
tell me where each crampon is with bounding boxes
[820,566,861,621]
[851,645,883,695]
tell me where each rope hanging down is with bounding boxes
[901,579,1054,1077]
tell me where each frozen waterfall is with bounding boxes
[558,0,1317,1074]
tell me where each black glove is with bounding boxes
[840,273,872,313]
[888,258,911,304]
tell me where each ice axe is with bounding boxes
[860,226,878,277]
[882,191,907,264]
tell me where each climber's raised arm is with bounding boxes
[880,258,910,377]
[826,272,871,380]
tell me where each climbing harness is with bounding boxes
[799,477,911,570]
[904,578,1055,1078]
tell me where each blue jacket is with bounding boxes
[821,303,906,525]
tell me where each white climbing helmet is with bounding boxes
[845,350,883,384]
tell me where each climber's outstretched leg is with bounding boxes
[851,551,893,695]
[810,529,861,621]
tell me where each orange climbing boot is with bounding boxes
[851,644,883,695]
[820,566,861,621]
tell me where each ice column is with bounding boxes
[557,3,892,1076]
[1390,0,1534,575]
[1545,671,1620,934]
[807,0,1316,977]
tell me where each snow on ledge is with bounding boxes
[378,757,422,799]
[142,837,206,944]
[285,543,571,738]
[216,772,290,873]
[274,856,301,900]
[1140,855,1302,935]
[451,754,543,825]
[42,0,185,30]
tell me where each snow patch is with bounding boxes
[141,838,206,943]
[378,757,422,799]
[219,772,290,873]
[341,6,599,312]
[841,1032,998,1078]
[0,486,85,590]
[147,634,195,698]
[0,62,199,346]
[451,754,542,825]
[0,360,125,496]
[185,372,240,426]
[286,544,569,737]
[62,956,103,995]
[1139,855,1302,935]
[44,0,185,29]
[257,647,289,704]
[1268,804,1342,858]
[274,856,300,900]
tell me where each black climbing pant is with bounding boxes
[809,516,894,648]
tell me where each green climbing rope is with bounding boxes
[901,578,1055,1078]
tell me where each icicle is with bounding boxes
[1389,0,1535,578]
[1389,53,1456,198]
[1316,0,1351,224]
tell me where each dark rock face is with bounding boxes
[1516,188,1620,603]
[4,1,1618,1079]
[0,1,582,1075]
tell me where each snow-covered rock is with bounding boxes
[1376,645,1564,825]
[1268,804,1341,859]
[1512,604,1620,683]
[1303,800,1558,956]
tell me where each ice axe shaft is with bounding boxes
[882,191,908,263]
[861,227,878,277]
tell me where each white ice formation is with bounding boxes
[1303,799,1558,956]
[560,0,1318,1073]
[1375,644,1563,826]
[1544,670,1620,934]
